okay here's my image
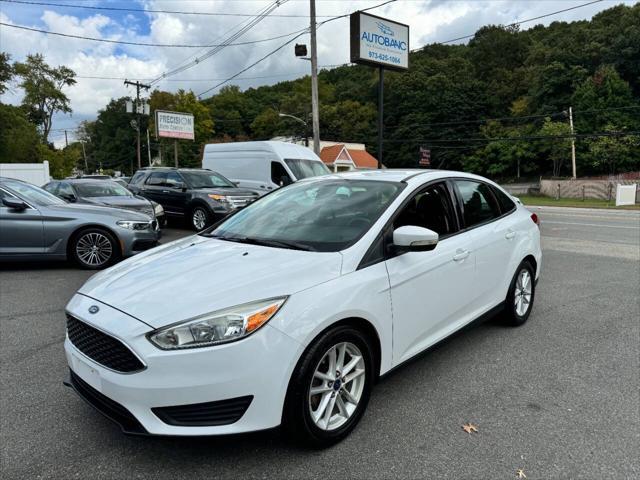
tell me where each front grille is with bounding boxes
[66,315,145,373]
[66,370,147,435]
[132,239,158,251]
[152,395,253,427]
[227,195,257,209]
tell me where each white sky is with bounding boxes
[0,0,634,147]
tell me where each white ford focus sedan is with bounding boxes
[64,170,541,446]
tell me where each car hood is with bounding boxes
[45,203,152,220]
[78,235,343,329]
[82,196,154,214]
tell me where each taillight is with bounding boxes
[530,213,540,226]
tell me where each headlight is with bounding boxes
[153,203,164,215]
[117,220,151,230]
[147,297,287,350]
[208,194,230,203]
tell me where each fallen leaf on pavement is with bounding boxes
[516,469,527,478]
[462,423,478,434]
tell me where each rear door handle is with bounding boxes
[453,249,470,262]
[505,230,516,240]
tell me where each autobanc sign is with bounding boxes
[350,11,409,71]
[155,110,195,140]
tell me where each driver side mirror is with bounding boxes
[280,175,292,187]
[62,193,76,203]
[393,225,439,252]
[2,197,28,211]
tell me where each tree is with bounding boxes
[36,144,78,178]
[0,103,40,162]
[539,118,572,177]
[13,54,76,142]
[587,125,640,174]
[0,52,13,95]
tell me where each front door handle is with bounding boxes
[505,230,516,240]
[453,249,470,262]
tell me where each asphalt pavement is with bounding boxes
[1,208,639,479]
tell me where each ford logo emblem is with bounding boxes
[88,305,99,314]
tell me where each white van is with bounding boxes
[202,141,330,195]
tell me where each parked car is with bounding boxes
[202,141,330,195]
[43,179,165,227]
[0,177,159,269]
[128,167,259,230]
[63,170,541,446]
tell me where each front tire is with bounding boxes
[70,228,120,270]
[503,261,536,326]
[191,206,211,231]
[283,325,374,448]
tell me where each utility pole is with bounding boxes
[378,67,384,169]
[64,130,68,147]
[309,0,320,155]
[146,129,152,166]
[81,141,88,172]
[124,80,151,171]
[568,106,577,179]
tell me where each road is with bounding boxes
[1,208,639,479]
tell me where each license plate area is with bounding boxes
[71,353,103,392]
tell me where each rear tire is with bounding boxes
[502,261,536,326]
[70,228,120,270]
[283,325,374,448]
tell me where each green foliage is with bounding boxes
[587,124,640,174]
[0,52,13,95]
[13,54,76,141]
[0,104,40,162]
[538,118,572,177]
[36,143,78,178]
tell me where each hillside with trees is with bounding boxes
[1,3,638,178]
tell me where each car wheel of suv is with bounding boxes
[283,325,374,448]
[503,261,536,326]
[191,206,211,231]
[70,228,120,270]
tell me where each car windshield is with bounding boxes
[74,182,131,197]
[181,171,235,189]
[284,158,330,180]
[3,180,66,206]
[206,179,403,252]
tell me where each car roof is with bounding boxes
[305,169,485,185]
[61,179,121,185]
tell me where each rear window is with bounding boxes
[491,186,517,214]
[130,171,147,185]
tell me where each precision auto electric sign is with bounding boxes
[155,110,195,140]
[350,12,409,71]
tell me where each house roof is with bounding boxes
[320,144,380,169]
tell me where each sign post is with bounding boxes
[155,110,195,168]
[350,12,409,168]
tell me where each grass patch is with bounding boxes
[518,195,640,210]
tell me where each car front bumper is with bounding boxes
[118,225,159,256]
[63,294,302,436]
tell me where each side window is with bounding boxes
[57,182,75,198]
[271,162,292,186]
[394,182,457,237]
[454,180,501,228]
[0,188,16,201]
[130,171,146,185]
[491,185,516,214]
[165,172,183,188]
[146,172,166,186]
[43,182,59,195]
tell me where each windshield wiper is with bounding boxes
[209,235,316,251]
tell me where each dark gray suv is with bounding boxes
[128,168,258,230]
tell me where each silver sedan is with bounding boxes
[0,177,160,269]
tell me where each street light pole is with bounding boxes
[309,0,320,155]
[279,113,309,146]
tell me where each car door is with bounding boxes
[452,179,512,309]
[385,180,477,365]
[163,171,189,215]
[141,172,168,208]
[0,188,45,255]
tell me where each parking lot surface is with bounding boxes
[1,209,639,479]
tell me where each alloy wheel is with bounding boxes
[514,269,532,316]
[308,342,366,431]
[76,232,113,267]
[192,208,207,230]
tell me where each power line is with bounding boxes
[381,130,640,144]
[197,0,398,97]
[0,0,345,18]
[0,20,307,48]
